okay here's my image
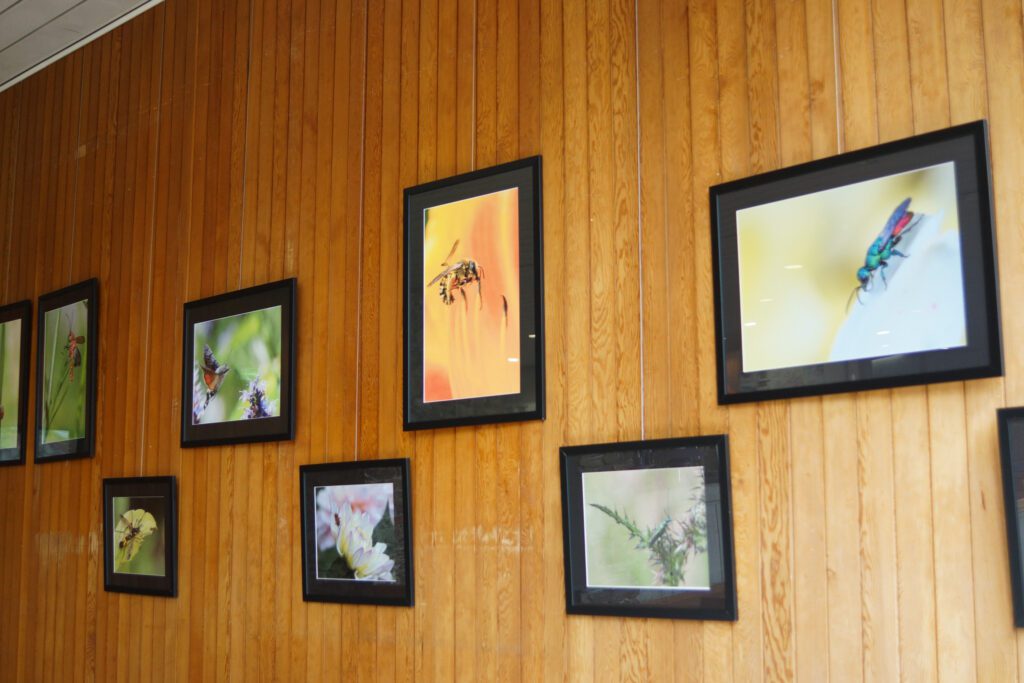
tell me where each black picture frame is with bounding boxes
[710,121,1001,404]
[102,476,178,597]
[299,458,414,606]
[181,278,296,447]
[403,156,544,430]
[560,435,737,621]
[998,407,1024,627]
[0,300,31,466]
[35,279,98,462]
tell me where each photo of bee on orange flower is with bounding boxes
[191,305,282,425]
[40,300,89,445]
[422,188,521,404]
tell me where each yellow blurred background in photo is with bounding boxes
[736,163,963,372]
[422,188,521,403]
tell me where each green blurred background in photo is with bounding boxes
[0,318,22,454]
[41,301,89,444]
[193,305,282,423]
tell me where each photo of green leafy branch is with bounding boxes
[583,466,709,590]
[40,300,89,445]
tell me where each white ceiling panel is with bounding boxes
[0,0,163,93]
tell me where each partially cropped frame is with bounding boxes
[103,476,178,597]
[560,435,737,621]
[998,407,1024,627]
[0,300,32,465]
[35,279,98,462]
[710,121,1001,403]
[181,278,296,447]
[299,458,414,606]
[403,156,544,430]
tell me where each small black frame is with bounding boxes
[998,407,1024,627]
[103,476,178,597]
[403,156,544,430]
[0,300,32,465]
[299,458,414,606]
[181,278,296,447]
[560,435,737,621]
[710,121,1001,404]
[35,279,98,462]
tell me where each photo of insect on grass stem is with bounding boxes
[112,495,166,577]
[192,305,282,425]
[583,466,710,590]
[0,318,22,456]
[41,300,88,444]
[736,162,966,373]
[422,188,521,403]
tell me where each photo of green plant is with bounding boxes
[314,483,400,582]
[192,305,282,425]
[40,300,89,445]
[582,466,709,590]
[0,318,22,457]
[112,495,167,577]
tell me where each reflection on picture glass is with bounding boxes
[0,318,22,455]
[582,466,710,590]
[41,300,89,444]
[422,187,521,403]
[736,162,967,373]
[192,305,283,425]
[112,495,166,578]
[314,483,400,583]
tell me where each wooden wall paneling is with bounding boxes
[4,0,1024,678]
[536,0,568,680]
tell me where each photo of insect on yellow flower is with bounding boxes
[314,483,401,583]
[40,299,89,444]
[735,162,966,373]
[111,496,167,578]
[0,317,22,457]
[422,187,521,403]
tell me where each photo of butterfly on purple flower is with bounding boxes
[191,305,282,426]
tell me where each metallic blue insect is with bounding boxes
[847,198,920,310]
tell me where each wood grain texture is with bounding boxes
[2,0,1024,680]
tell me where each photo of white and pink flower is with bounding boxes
[314,483,400,583]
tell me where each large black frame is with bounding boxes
[560,435,737,621]
[181,278,296,447]
[35,279,98,462]
[103,476,178,597]
[299,458,414,606]
[710,121,1001,404]
[403,156,544,430]
[998,407,1024,627]
[0,300,31,465]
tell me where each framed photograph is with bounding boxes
[299,458,414,606]
[35,279,98,462]
[103,476,177,596]
[0,301,31,465]
[403,156,544,430]
[998,407,1024,626]
[559,435,737,621]
[710,121,1001,403]
[181,278,296,447]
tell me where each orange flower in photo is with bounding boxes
[422,188,520,403]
